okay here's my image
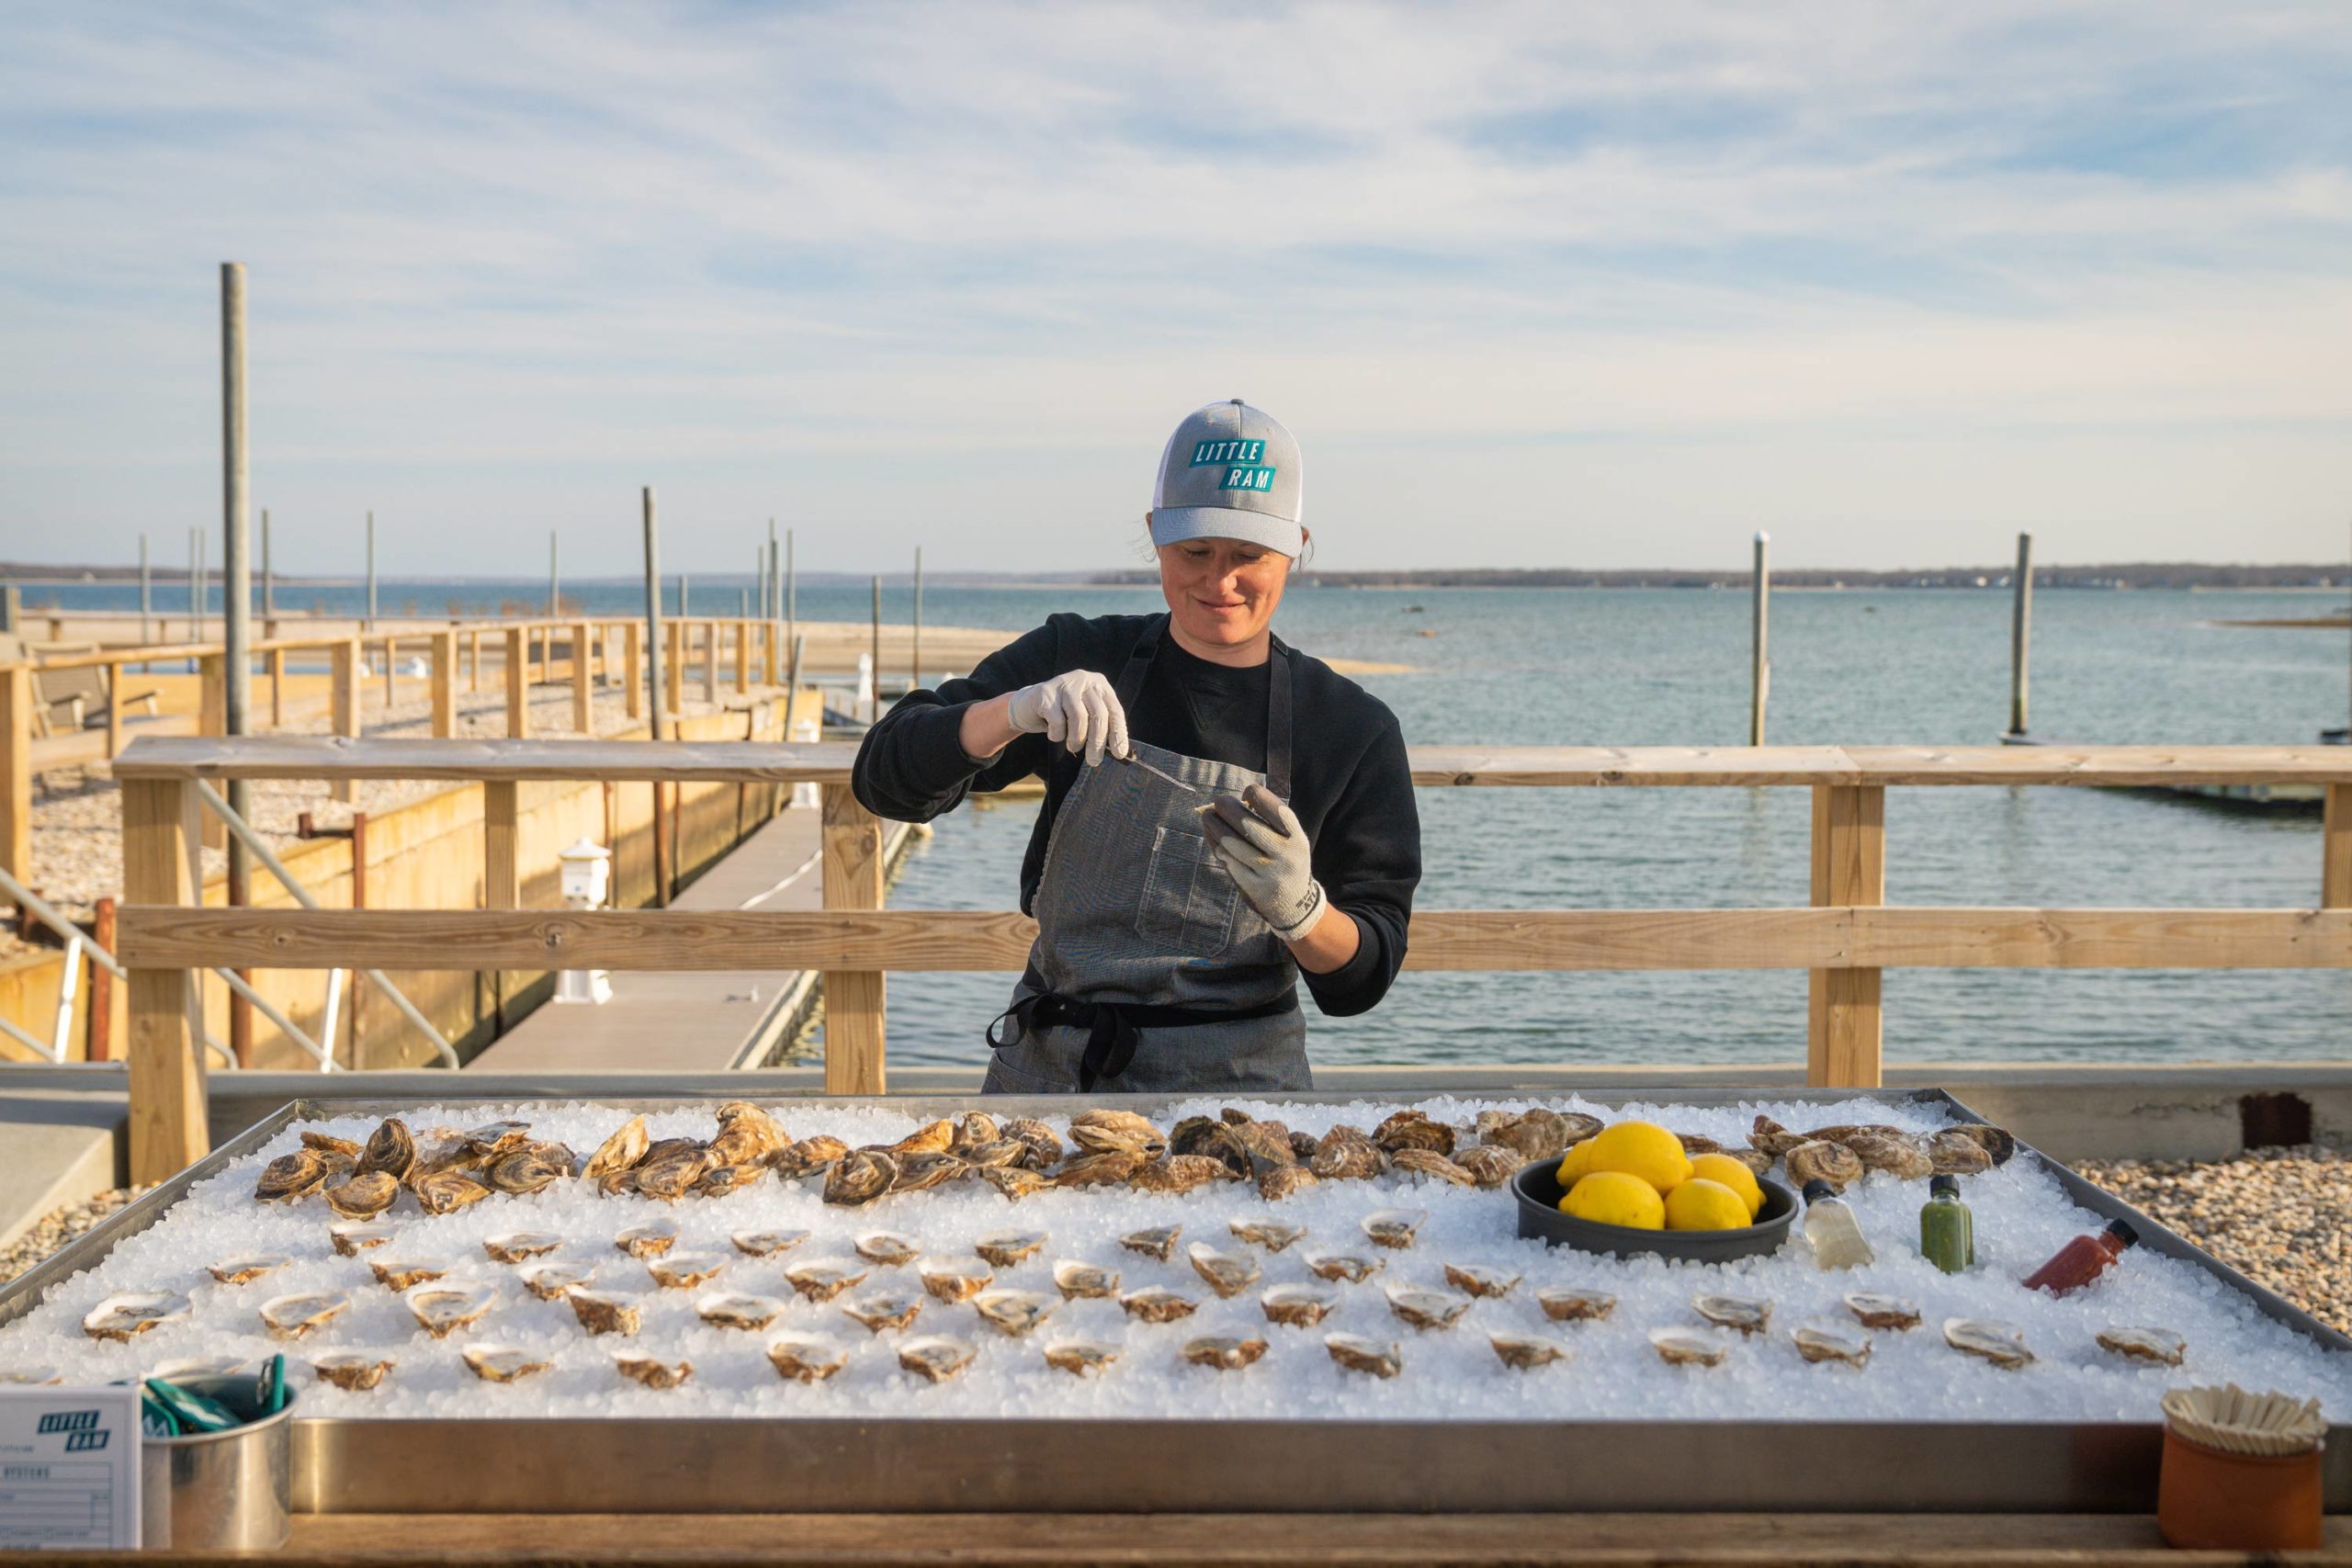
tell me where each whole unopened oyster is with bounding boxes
[840,1292,925,1335]
[330,1221,394,1257]
[635,1144,712,1201]
[208,1253,289,1286]
[1649,1327,1728,1367]
[568,1289,641,1337]
[979,1166,1049,1201]
[409,1283,495,1338]
[1324,1333,1402,1379]
[519,1260,593,1301]
[710,1101,789,1167]
[696,1292,788,1332]
[1385,1285,1472,1331]
[890,1118,956,1157]
[614,1352,692,1389]
[1130,1155,1232,1195]
[1926,1131,1995,1176]
[784,1259,869,1303]
[1940,1122,2016,1167]
[1792,1320,1873,1367]
[1069,1108,1167,1158]
[772,1134,851,1179]
[1442,1263,1521,1300]
[1389,1149,1475,1188]
[368,1258,447,1292]
[1373,1110,1454,1156]
[461,1344,551,1383]
[1182,1335,1269,1371]
[1844,1133,1934,1180]
[1120,1225,1182,1262]
[312,1354,393,1391]
[324,1171,401,1220]
[974,1231,1047,1268]
[853,1231,922,1267]
[255,1149,331,1202]
[1172,1116,1256,1179]
[1842,1292,1921,1331]
[1119,1287,1199,1324]
[1783,1141,1861,1192]
[1454,1145,1533,1188]
[1480,1107,1599,1161]
[260,1292,350,1339]
[1489,1333,1572,1371]
[949,1111,1001,1154]
[1043,1340,1121,1376]
[731,1229,810,1258]
[2096,1326,2186,1366]
[1304,1252,1384,1284]
[1256,1163,1319,1202]
[972,1289,1058,1337]
[1001,1117,1063,1169]
[646,1251,728,1290]
[580,1115,649,1180]
[461,1121,533,1159]
[413,1169,492,1217]
[960,1138,1032,1170]
[1748,1115,1807,1158]
[1054,1150,1146,1189]
[356,1119,415,1179]
[482,1232,563,1265]
[822,1149,898,1205]
[1229,1219,1308,1252]
[1536,1287,1617,1323]
[1943,1317,2033,1370]
[485,1146,567,1195]
[889,1151,970,1194]
[896,1335,978,1383]
[614,1222,677,1259]
[1692,1293,1772,1337]
[1361,1209,1427,1249]
[916,1256,994,1304]
[693,1160,763,1201]
[766,1334,849,1382]
[1260,1284,1338,1327]
[1051,1260,1121,1300]
[1309,1126,1388,1181]
[1187,1243,1262,1300]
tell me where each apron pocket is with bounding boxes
[1135,825,1237,959]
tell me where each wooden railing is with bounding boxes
[102,737,2352,1179]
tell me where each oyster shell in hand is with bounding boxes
[2096,1326,2186,1366]
[1260,1284,1338,1327]
[567,1289,640,1337]
[916,1257,994,1303]
[1792,1320,1873,1367]
[84,1292,192,1342]
[1489,1332,1572,1371]
[260,1292,350,1340]
[1361,1209,1427,1250]
[766,1334,849,1382]
[696,1292,788,1332]
[1536,1287,1617,1323]
[1324,1333,1402,1379]
[461,1344,551,1383]
[972,1289,1058,1338]
[312,1354,393,1392]
[1052,1260,1121,1300]
[1942,1317,2033,1370]
[207,1253,289,1286]
[896,1335,978,1383]
[614,1352,692,1389]
[1181,1334,1269,1371]
[1187,1243,1261,1300]
[1649,1327,1728,1367]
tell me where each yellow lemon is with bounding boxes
[1688,1153,1765,1219]
[1583,1121,1693,1196]
[1559,1170,1666,1231]
[1554,1138,1596,1187]
[1664,1177,1753,1233]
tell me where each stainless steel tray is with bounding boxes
[6,1086,2346,1515]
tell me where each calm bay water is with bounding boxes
[28,576,2352,1068]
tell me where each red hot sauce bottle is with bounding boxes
[2022,1217,2138,1296]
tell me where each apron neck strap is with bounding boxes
[1114,615,1295,800]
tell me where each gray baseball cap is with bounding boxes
[1148,399,1304,557]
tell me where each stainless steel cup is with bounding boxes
[139,1372,295,1551]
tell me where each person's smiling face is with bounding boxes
[1157,535,1294,655]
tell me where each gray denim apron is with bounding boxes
[982,615,1308,1094]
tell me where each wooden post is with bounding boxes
[762,616,778,687]
[482,780,519,1035]
[572,621,594,733]
[2008,532,2032,737]
[734,618,750,694]
[820,781,887,1095]
[2325,784,2351,909]
[469,628,481,694]
[124,777,207,1182]
[504,626,529,738]
[330,637,359,803]
[701,620,718,705]
[665,621,684,716]
[1750,530,1770,746]
[107,653,126,760]
[429,629,458,739]
[1807,784,1885,1088]
[625,621,644,719]
[196,655,226,851]
[87,897,115,1063]
[266,647,285,729]
[0,666,28,883]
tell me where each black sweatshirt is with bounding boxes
[851,613,1419,1017]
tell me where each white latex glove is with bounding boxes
[1201,783,1327,940]
[1006,670,1130,767]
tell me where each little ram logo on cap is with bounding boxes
[1218,465,1278,492]
[1150,398,1305,558]
[1190,439,1265,466]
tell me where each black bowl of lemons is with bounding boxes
[1510,1119,1799,1262]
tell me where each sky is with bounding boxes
[2,2,2349,578]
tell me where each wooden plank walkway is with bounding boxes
[463,807,911,1073]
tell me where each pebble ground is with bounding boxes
[0,1186,153,1285]
[2077,1145,2352,1336]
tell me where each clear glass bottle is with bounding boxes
[1918,1173,1973,1274]
[1801,1178,1875,1269]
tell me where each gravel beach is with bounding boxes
[0,1185,153,1286]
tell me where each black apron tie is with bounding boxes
[987,973,1300,1092]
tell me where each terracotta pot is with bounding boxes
[2156,1426,2323,1551]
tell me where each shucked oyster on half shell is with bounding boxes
[1489,1333,1572,1371]
[1943,1317,2034,1370]
[853,1231,922,1268]
[614,1351,693,1390]
[330,1221,394,1257]
[1692,1293,1772,1337]
[1182,1335,1269,1371]
[1385,1285,1473,1331]
[730,1228,810,1258]
[1187,1243,1262,1300]
[1442,1264,1521,1300]
[0,1369,62,1386]
[1228,1219,1308,1253]
[461,1344,552,1383]
[1042,1340,1121,1376]
[615,1222,678,1259]
[312,1354,393,1392]
[259,1292,351,1340]
[409,1282,496,1339]
[152,1357,250,1382]
[696,1292,789,1332]
[972,1289,1059,1338]
[784,1258,870,1303]
[368,1257,448,1292]
[207,1253,289,1286]
[1119,1287,1199,1324]
[646,1251,728,1290]
[2096,1326,2187,1366]
[84,1292,191,1342]
[840,1292,925,1335]
[519,1260,594,1301]
[1792,1320,1873,1367]
[766,1334,850,1383]
[1304,1252,1385,1285]
[916,1256,995,1304]
[1649,1328,1729,1367]
[1119,1225,1182,1262]
[1325,1333,1402,1379]
[1842,1292,1921,1331]
[1260,1284,1338,1328]
[482,1232,563,1265]
[1536,1287,1617,1323]
[896,1335,978,1383]
[567,1290,640,1337]
[974,1231,1048,1269]
[1361,1209,1428,1250]
[1051,1260,1121,1300]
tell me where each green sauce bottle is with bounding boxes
[1919,1173,1973,1274]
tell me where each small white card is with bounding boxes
[0,1386,141,1551]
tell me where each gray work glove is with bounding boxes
[1200,783,1327,940]
[1006,670,1130,767]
